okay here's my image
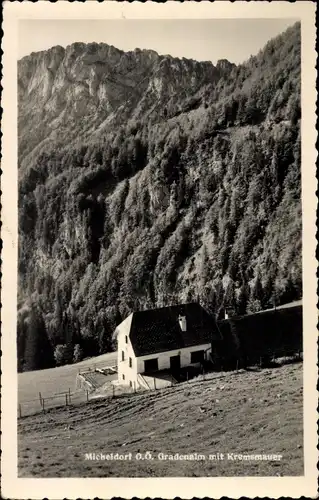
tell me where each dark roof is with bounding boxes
[129,302,217,357]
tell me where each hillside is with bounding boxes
[18,351,117,416]
[18,362,303,477]
[18,23,301,370]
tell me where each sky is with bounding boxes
[18,18,297,65]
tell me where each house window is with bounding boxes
[144,358,159,373]
[125,335,128,344]
[129,357,132,368]
[122,374,125,380]
[191,350,205,364]
[122,351,125,362]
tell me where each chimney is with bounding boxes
[178,315,187,332]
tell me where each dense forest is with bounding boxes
[18,23,301,371]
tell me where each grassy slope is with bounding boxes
[18,362,303,477]
[18,352,117,405]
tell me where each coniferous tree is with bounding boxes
[73,344,84,363]
[17,313,28,372]
[237,280,250,316]
[224,279,237,316]
[247,270,264,313]
[62,313,75,364]
[24,306,54,371]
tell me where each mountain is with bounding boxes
[18,23,301,371]
[18,43,233,172]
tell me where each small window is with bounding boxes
[144,358,159,373]
[191,350,205,364]
[129,357,132,368]
[121,350,125,362]
[125,335,128,344]
[129,381,132,387]
[122,374,125,380]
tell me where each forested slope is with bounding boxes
[18,23,301,371]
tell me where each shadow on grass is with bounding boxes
[259,355,303,370]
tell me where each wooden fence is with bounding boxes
[18,388,92,418]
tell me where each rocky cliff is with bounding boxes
[18,43,233,172]
[18,23,302,370]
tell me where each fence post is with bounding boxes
[112,384,115,399]
[39,392,42,405]
[65,393,68,406]
[68,388,71,404]
[42,398,45,413]
[19,404,22,418]
[86,390,89,402]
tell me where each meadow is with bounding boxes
[18,352,117,416]
[18,361,303,477]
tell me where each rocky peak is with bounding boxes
[216,58,236,74]
[18,43,227,166]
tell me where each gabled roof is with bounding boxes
[128,302,217,357]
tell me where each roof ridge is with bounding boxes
[133,302,200,315]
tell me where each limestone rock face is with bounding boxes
[18,43,233,170]
[216,59,236,74]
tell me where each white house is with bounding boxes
[116,302,220,390]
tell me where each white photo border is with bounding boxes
[1,2,317,499]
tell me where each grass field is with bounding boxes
[18,352,117,415]
[18,361,303,477]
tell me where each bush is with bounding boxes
[54,344,71,366]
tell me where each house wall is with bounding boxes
[116,314,139,388]
[217,303,303,367]
[136,343,212,374]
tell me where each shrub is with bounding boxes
[54,344,69,366]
